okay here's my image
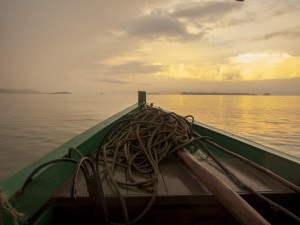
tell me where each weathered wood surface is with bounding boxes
[50,153,299,225]
[53,153,294,201]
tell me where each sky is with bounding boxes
[1,0,300,95]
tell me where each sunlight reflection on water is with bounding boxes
[148,95,300,158]
[0,94,299,180]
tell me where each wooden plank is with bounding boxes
[126,165,168,196]
[52,154,295,200]
[157,170,168,195]
[126,167,150,195]
[220,158,295,193]
[98,162,127,196]
[53,170,88,198]
[193,156,295,194]
[196,158,242,193]
[159,155,208,195]
[53,162,128,199]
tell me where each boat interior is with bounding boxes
[2,98,299,225]
[36,148,300,225]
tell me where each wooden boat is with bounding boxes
[1,91,300,225]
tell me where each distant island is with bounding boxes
[181,92,257,96]
[0,88,41,94]
[0,88,72,94]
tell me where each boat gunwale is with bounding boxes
[194,120,300,164]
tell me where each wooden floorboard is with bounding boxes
[53,169,88,198]
[52,153,295,201]
[220,158,293,193]
[49,152,300,225]
[159,155,208,195]
[98,162,127,196]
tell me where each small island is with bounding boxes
[181,92,257,96]
[0,88,72,94]
[0,88,41,94]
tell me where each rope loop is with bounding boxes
[95,105,196,224]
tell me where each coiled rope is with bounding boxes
[95,104,300,224]
[95,105,205,224]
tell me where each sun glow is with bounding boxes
[226,52,300,80]
[155,52,300,81]
[230,53,291,64]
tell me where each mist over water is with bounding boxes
[0,94,299,181]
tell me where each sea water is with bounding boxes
[0,93,299,181]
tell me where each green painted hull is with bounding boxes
[1,91,299,225]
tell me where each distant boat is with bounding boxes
[1,91,299,225]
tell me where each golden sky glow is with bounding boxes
[1,0,300,94]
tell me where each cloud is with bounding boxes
[0,0,145,90]
[120,1,241,42]
[96,78,130,84]
[180,77,300,96]
[222,0,300,27]
[122,14,204,42]
[1,0,300,94]
[95,60,162,75]
[168,0,300,31]
[220,52,300,80]
[155,52,300,82]
[217,66,242,81]
[253,29,300,41]
[171,1,239,21]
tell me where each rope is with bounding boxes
[0,190,24,225]
[95,104,300,224]
[95,105,200,224]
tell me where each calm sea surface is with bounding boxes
[0,94,299,181]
